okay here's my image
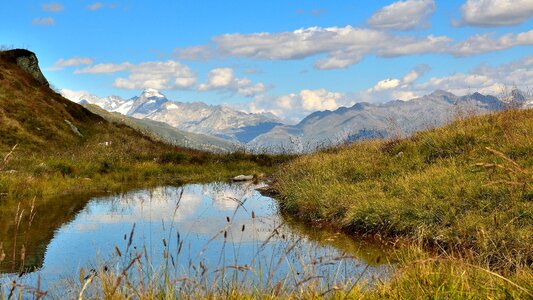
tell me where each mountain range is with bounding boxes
[62,87,531,153]
[82,104,239,153]
[61,88,281,143]
[247,90,531,152]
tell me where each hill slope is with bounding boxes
[275,109,532,265]
[0,49,185,156]
[83,104,238,153]
[274,108,532,297]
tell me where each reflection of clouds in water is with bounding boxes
[82,186,202,224]
[64,182,292,247]
[67,182,312,254]
[176,215,284,243]
[202,182,261,211]
[78,183,267,225]
[74,223,99,231]
[2,182,394,294]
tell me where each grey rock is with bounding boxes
[232,175,254,181]
[64,119,83,137]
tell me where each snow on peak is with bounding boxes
[142,88,165,98]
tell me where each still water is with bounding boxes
[0,182,393,297]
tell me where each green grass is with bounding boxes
[273,108,533,298]
[2,49,532,298]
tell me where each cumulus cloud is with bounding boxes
[460,0,533,26]
[198,68,266,97]
[299,89,343,111]
[75,61,196,90]
[41,2,64,12]
[370,79,401,92]
[87,2,104,11]
[32,17,55,26]
[198,68,234,90]
[249,88,351,122]
[49,57,93,70]
[364,64,431,99]
[367,0,436,31]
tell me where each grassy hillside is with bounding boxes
[274,108,532,298]
[0,49,290,199]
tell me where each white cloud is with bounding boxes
[235,79,266,97]
[49,57,93,70]
[377,35,452,57]
[198,68,234,90]
[212,26,451,70]
[32,17,55,26]
[300,89,343,111]
[451,29,533,56]
[367,0,436,31]
[370,79,401,92]
[460,0,533,26]
[182,24,533,70]
[366,64,430,96]
[114,61,196,90]
[87,2,104,11]
[173,45,214,61]
[75,62,132,74]
[361,56,533,102]
[248,56,533,122]
[402,64,431,84]
[249,88,351,122]
[198,68,266,97]
[75,61,196,90]
[41,2,64,12]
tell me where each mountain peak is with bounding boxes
[141,88,165,98]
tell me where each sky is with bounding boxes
[1,0,532,123]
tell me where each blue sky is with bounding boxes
[1,0,532,122]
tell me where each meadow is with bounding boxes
[274,108,533,298]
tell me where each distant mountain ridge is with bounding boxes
[248,89,531,152]
[62,88,531,154]
[61,88,282,143]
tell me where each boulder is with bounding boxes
[232,175,254,181]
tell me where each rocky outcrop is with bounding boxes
[0,49,49,86]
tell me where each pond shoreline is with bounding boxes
[1,181,396,298]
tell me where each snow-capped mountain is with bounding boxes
[61,88,282,143]
[61,89,132,114]
[62,87,530,154]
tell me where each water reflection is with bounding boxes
[1,182,394,296]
